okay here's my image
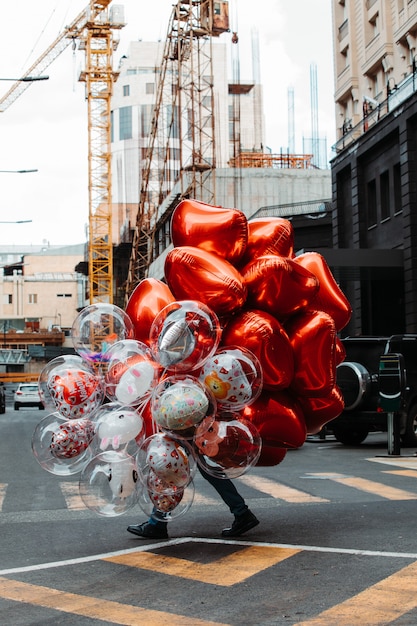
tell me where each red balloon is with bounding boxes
[242,255,319,321]
[335,336,346,366]
[294,252,352,331]
[285,310,337,397]
[126,278,176,345]
[256,445,287,467]
[165,246,247,317]
[222,309,294,390]
[241,389,307,449]
[240,217,294,266]
[298,385,345,434]
[171,199,248,265]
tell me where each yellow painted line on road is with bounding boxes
[327,475,417,500]
[106,545,300,585]
[60,482,85,510]
[0,577,229,626]
[240,475,329,503]
[294,559,417,625]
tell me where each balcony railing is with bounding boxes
[338,19,349,42]
[333,69,417,154]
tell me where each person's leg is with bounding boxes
[198,466,248,516]
[198,466,259,536]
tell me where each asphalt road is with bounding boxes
[2,407,417,625]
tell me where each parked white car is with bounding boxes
[13,383,44,411]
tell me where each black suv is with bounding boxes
[331,335,417,446]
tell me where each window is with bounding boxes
[367,179,377,227]
[57,293,72,298]
[140,104,153,137]
[28,294,37,304]
[145,82,154,95]
[393,163,402,213]
[123,84,130,97]
[380,170,390,220]
[119,106,132,140]
[3,294,12,304]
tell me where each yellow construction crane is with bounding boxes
[124,0,230,303]
[0,0,124,304]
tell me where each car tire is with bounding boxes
[39,404,44,410]
[14,403,19,411]
[336,362,371,410]
[0,405,5,414]
[402,405,417,447]
[332,423,369,445]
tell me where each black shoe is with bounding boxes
[127,522,168,539]
[222,510,259,537]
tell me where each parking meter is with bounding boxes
[378,353,406,411]
[379,353,406,455]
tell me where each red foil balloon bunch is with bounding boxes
[126,199,352,466]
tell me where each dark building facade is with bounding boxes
[330,90,417,337]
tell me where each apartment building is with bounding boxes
[331,0,417,334]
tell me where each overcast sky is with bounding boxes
[0,0,335,246]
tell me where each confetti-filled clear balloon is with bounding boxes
[38,354,105,419]
[198,346,263,410]
[149,300,221,372]
[104,340,159,406]
[193,412,262,479]
[90,402,146,455]
[137,432,195,489]
[151,374,216,439]
[138,475,195,523]
[71,303,135,365]
[79,450,139,517]
[32,412,94,475]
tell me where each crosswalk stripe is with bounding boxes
[60,482,85,510]
[293,559,417,625]
[240,475,329,503]
[0,483,6,508]
[383,469,417,478]
[324,474,417,500]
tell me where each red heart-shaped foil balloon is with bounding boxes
[241,389,306,449]
[285,310,337,398]
[222,309,294,390]
[335,336,346,366]
[298,385,345,434]
[126,278,176,345]
[171,199,248,265]
[240,217,294,266]
[242,255,319,321]
[256,445,287,467]
[294,252,352,331]
[165,246,247,317]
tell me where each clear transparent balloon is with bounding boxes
[32,412,95,475]
[198,346,263,410]
[89,402,146,456]
[104,339,159,406]
[38,354,105,418]
[149,300,221,372]
[136,432,196,489]
[138,476,195,523]
[150,374,216,439]
[71,303,135,365]
[193,412,262,479]
[79,450,139,517]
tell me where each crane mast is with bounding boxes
[0,0,124,305]
[125,0,229,302]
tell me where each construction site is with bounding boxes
[0,0,331,379]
